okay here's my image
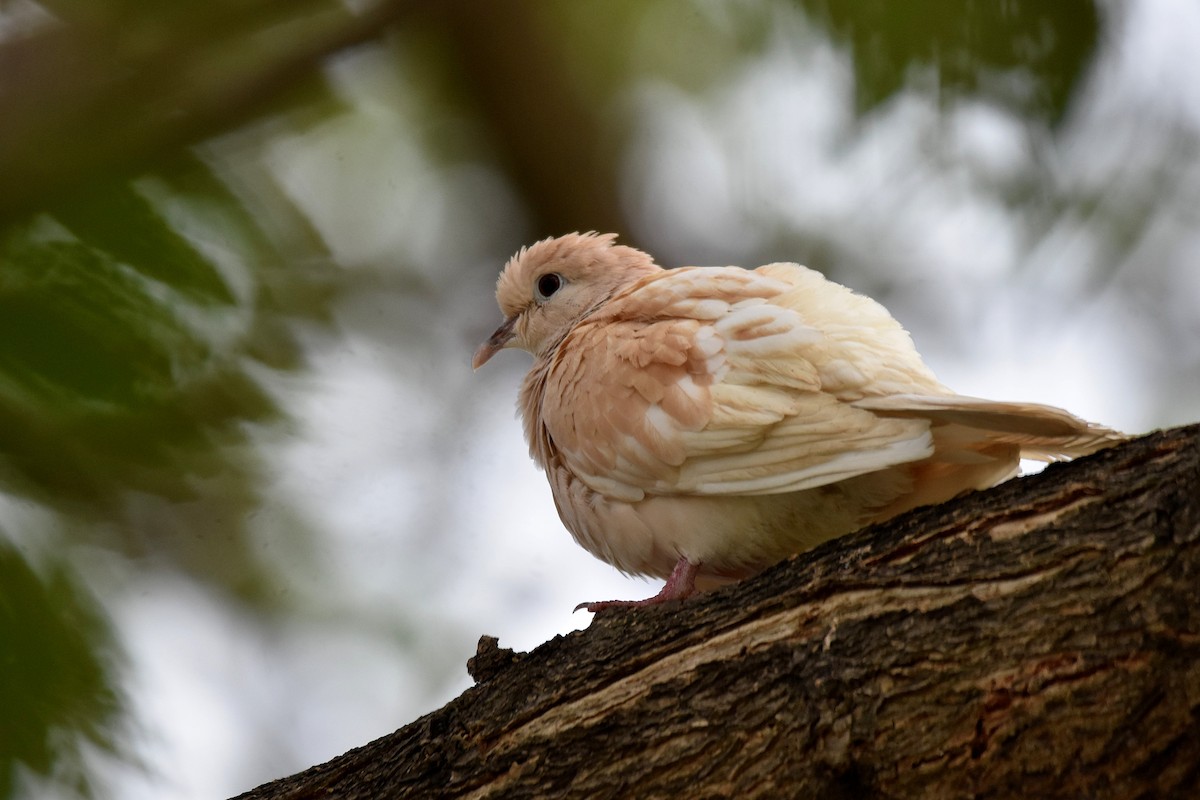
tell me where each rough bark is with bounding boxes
[234,425,1200,800]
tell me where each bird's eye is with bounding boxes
[535,272,563,301]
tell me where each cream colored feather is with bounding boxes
[474,232,1125,611]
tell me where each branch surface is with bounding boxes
[235,425,1200,800]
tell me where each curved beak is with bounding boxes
[472,316,517,370]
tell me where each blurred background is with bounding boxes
[0,1,1197,797]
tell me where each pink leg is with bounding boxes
[575,556,701,613]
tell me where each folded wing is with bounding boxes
[541,263,954,501]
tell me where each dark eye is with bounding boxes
[535,272,563,301]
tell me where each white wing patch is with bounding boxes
[681,421,934,495]
[692,325,726,379]
[818,358,868,391]
[714,301,823,393]
[643,402,679,442]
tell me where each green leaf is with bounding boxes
[0,238,196,409]
[52,181,235,304]
[0,541,123,800]
[0,170,289,510]
[800,0,1100,123]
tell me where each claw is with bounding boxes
[575,556,700,613]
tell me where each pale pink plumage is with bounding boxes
[474,232,1124,611]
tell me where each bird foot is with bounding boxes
[575,556,700,613]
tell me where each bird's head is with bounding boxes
[473,232,661,368]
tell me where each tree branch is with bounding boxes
[0,0,419,221]
[234,424,1200,799]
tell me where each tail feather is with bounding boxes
[852,394,1126,460]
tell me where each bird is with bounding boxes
[473,232,1125,612]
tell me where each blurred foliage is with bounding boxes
[0,1,370,795]
[800,0,1099,123]
[0,541,121,799]
[0,0,412,221]
[0,172,262,509]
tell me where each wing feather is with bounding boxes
[541,264,945,500]
[853,394,1125,459]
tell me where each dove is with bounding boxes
[473,232,1124,612]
